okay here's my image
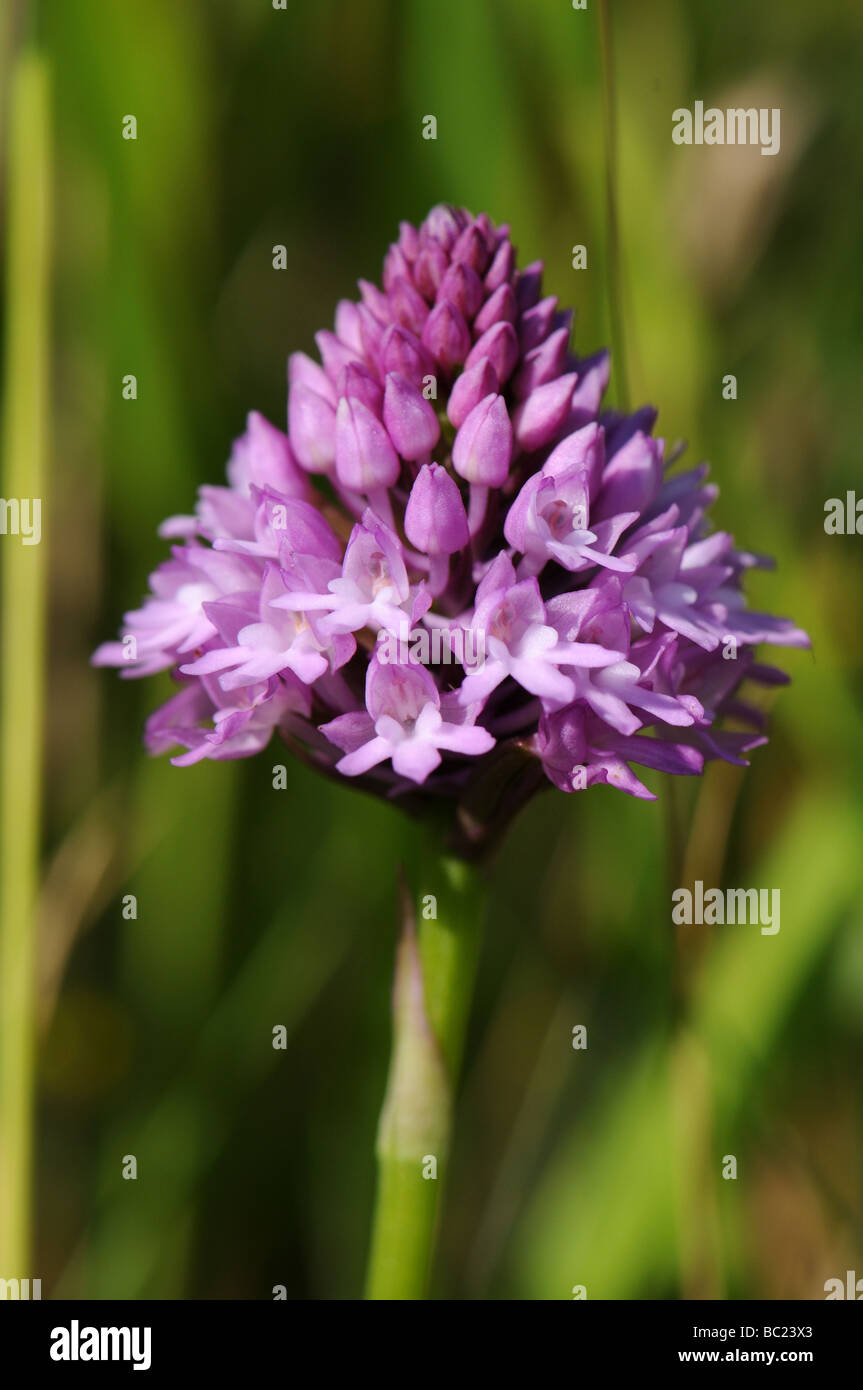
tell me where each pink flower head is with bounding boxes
[94,207,808,856]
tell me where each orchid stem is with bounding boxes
[365,835,485,1299]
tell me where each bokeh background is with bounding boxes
[1,0,862,1299]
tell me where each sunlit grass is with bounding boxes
[0,50,52,1276]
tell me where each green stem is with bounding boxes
[365,835,485,1300]
[0,51,51,1276]
[598,0,630,412]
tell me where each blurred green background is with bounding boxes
[1,0,862,1299]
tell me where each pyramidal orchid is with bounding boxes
[93,205,808,1298]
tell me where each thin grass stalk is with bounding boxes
[0,50,52,1277]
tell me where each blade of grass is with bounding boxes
[0,49,52,1276]
[598,0,629,411]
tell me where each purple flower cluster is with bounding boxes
[94,205,807,838]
